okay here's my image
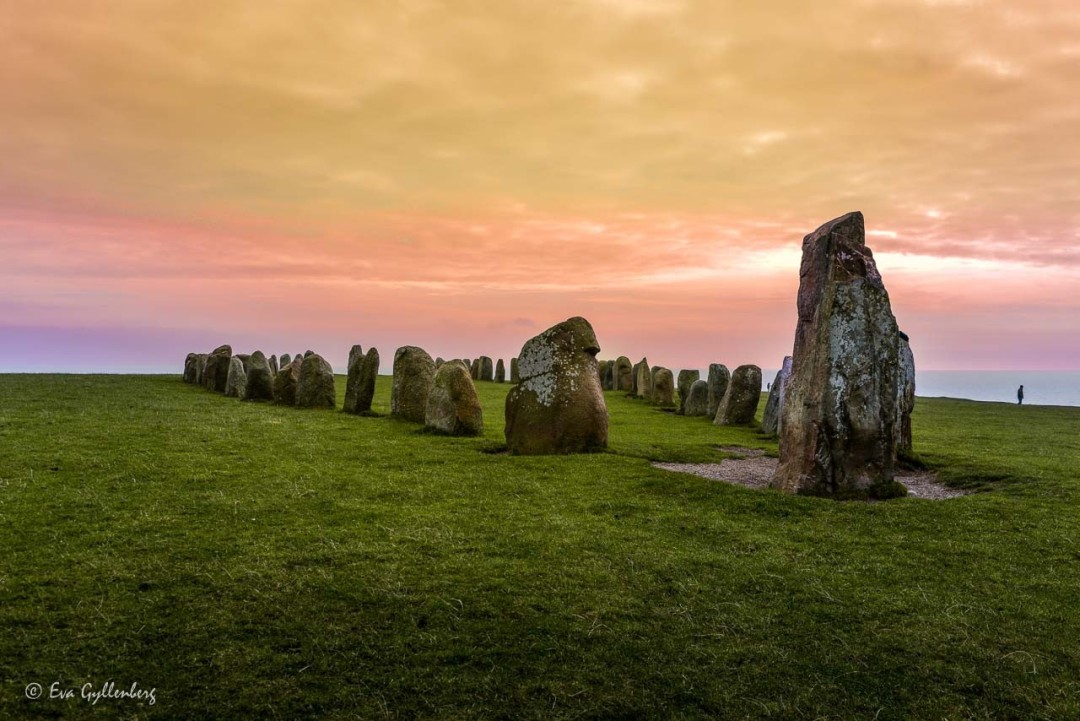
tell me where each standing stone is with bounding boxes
[273,357,303,405]
[304,350,314,358]
[714,365,762,426]
[348,344,364,371]
[280,353,292,369]
[195,354,209,386]
[504,317,608,455]
[685,380,709,416]
[479,356,494,382]
[510,357,520,384]
[425,361,484,436]
[602,360,615,391]
[204,345,232,393]
[183,353,198,383]
[706,364,730,419]
[269,354,279,376]
[392,346,436,423]
[224,357,246,398]
[343,350,365,413]
[634,358,652,399]
[650,368,675,407]
[770,212,905,499]
[596,360,608,388]
[296,353,336,409]
[235,353,252,376]
[435,357,445,368]
[613,356,633,392]
[470,358,481,381]
[897,332,916,454]
[676,370,700,414]
[760,357,793,436]
[244,351,276,401]
[495,359,506,383]
[356,348,380,413]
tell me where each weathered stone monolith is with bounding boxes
[479,356,494,382]
[714,364,761,426]
[504,317,608,454]
[425,361,484,436]
[348,345,364,371]
[195,354,209,386]
[510,357,520,384]
[651,368,675,407]
[602,360,615,391]
[269,354,279,376]
[225,357,246,398]
[495,358,506,383]
[676,370,700,415]
[183,353,198,383]
[392,346,436,423]
[204,345,232,393]
[770,212,906,499]
[614,356,633,392]
[897,332,915,454]
[470,358,481,381]
[296,354,335,409]
[280,353,292,369]
[343,349,366,413]
[685,379,709,416]
[244,351,276,401]
[633,358,651,399]
[760,357,793,436]
[273,357,302,405]
[706,364,730,418]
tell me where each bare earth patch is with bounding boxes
[654,451,970,500]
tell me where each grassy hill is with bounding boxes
[1,374,1078,719]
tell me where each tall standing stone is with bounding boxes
[685,380,709,416]
[392,346,436,423]
[204,345,232,393]
[280,353,292,369]
[470,358,481,381]
[269,354,279,376]
[224,357,246,398]
[348,345,364,371]
[183,353,198,383]
[633,358,651,399]
[479,356,494,382]
[714,365,762,426]
[510,357,520,384]
[495,359,506,383]
[650,368,675,407]
[770,212,906,499]
[425,361,484,436]
[603,360,615,391]
[897,332,916,454]
[244,351,276,401]
[504,317,608,455]
[273,356,303,405]
[195,354,209,386]
[760,357,793,436]
[706,364,730,419]
[613,356,633,392]
[296,354,336,409]
[343,348,367,413]
[676,370,700,415]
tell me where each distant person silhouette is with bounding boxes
[1017,385,1024,405]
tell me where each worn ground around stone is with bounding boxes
[654,447,970,500]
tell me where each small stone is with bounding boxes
[425,361,484,436]
[650,368,675,407]
[714,365,762,426]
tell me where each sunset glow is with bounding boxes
[3,0,1079,372]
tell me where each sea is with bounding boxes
[754,370,1080,408]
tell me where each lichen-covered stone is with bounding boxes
[714,365,761,425]
[235,353,252,375]
[685,379,709,416]
[495,359,506,383]
[504,317,608,455]
[510,357,520,384]
[392,346,436,423]
[203,345,232,393]
[633,358,651,399]
[425,361,484,436]
[897,332,916,453]
[760,357,793,436]
[224,356,246,398]
[650,368,675,407]
[183,353,198,383]
[348,345,364,372]
[273,357,302,405]
[344,347,380,414]
[244,351,276,401]
[706,364,730,418]
[296,353,336,409]
[613,356,633,392]
[676,370,700,415]
[770,212,906,499]
[195,354,209,386]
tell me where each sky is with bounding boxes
[3,0,1079,373]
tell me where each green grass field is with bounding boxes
[2,374,1078,719]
